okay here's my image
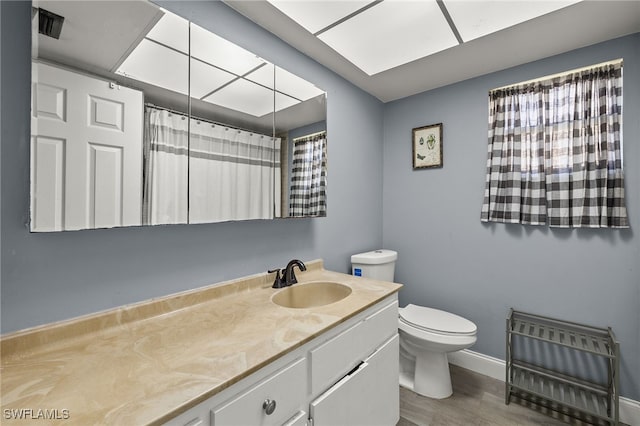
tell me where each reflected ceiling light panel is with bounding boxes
[318,0,458,75]
[145,9,189,53]
[190,23,265,76]
[203,79,275,117]
[275,67,324,101]
[245,65,324,101]
[116,38,188,95]
[266,0,371,34]
[444,0,582,42]
[244,63,275,89]
[275,92,301,112]
[190,59,237,99]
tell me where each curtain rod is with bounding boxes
[490,58,623,93]
[293,130,326,142]
[144,103,274,138]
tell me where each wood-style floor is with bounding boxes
[398,365,625,426]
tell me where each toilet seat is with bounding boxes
[399,304,476,336]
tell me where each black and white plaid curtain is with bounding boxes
[481,61,629,228]
[289,132,327,217]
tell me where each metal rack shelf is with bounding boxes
[506,309,619,425]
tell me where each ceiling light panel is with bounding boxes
[190,23,265,76]
[116,39,188,95]
[318,0,459,75]
[444,0,582,42]
[145,10,189,53]
[203,79,274,117]
[266,0,372,34]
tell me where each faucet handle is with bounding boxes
[268,268,286,289]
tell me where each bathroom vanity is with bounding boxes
[168,296,399,426]
[0,261,401,425]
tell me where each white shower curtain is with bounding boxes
[189,122,281,223]
[143,107,189,225]
[144,106,281,224]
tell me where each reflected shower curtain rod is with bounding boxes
[293,130,326,142]
[144,102,273,137]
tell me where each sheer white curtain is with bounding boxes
[143,107,188,225]
[188,122,280,223]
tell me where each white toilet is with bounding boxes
[351,249,477,399]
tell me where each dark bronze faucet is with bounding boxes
[268,259,306,288]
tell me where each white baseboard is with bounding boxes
[448,349,640,426]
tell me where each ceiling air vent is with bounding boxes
[38,8,64,40]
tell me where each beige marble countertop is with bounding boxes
[0,260,401,425]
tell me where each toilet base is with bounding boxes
[399,349,453,399]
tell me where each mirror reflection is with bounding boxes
[274,68,327,218]
[30,0,327,231]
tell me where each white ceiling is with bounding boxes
[225,0,640,102]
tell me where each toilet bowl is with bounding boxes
[350,250,477,399]
[398,304,477,399]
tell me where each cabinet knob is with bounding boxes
[262,399,276,415]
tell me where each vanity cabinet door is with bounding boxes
[310,334,399,426]
[211,357,307,426]
[310,300,398,395]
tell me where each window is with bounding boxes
[481,60,629,228]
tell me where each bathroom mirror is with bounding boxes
[274,67,327,218]
[29,0,327,231]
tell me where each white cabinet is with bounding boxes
[310,334,399,426]
[211,358,307,426]
[282,411,308,426]
[310,300,398,395]
[164,296,398,426]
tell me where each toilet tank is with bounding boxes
[351,249,397,282]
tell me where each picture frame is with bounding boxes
[412,123,443,169]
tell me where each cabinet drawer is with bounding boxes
[211,358,307,426]
[282,410,307,426]
[310,300,398,395]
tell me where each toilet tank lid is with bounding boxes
[400,304,477,334]
[351,249,397,264]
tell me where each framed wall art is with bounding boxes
[412,123,443,169]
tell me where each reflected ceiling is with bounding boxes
[116,10,324,117]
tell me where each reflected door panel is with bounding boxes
[31,62,144,231]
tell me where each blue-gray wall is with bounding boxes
[383,34,640,400]
[0,1,384,332]
[2,0,638,403]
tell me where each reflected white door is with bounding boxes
[31,61,143,231]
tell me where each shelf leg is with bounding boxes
[505,317,511,405]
